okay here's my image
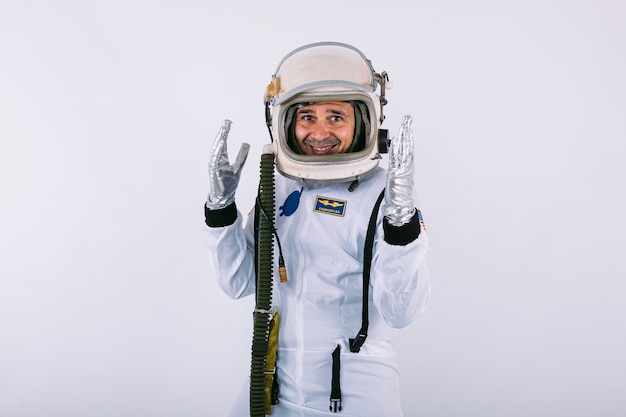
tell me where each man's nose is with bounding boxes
[308,121,331,140]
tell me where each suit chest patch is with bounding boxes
[314,196,347,217]
[279,187,303,217]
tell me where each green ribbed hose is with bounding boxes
[250,152,275,417]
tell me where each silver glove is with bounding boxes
[206,119,250,210]
[383,115,416,226]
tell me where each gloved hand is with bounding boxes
[206,119,250,210]
[383,115,416,226]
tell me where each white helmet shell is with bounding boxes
[264,42,390,183]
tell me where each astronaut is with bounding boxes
[204,42,431,416]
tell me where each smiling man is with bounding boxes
[294,101,356,155]
[204,42,431,417]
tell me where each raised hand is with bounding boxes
[383,115,416,226]
[206,120,250,210]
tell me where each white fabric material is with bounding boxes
[205,167,431,416]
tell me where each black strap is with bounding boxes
[329,345,342,412]
[204,202,238,227]
[330,189,385,412]
[349,189,385,353]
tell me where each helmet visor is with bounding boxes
[278,94,376,165]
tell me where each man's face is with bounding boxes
[294,101,355,155]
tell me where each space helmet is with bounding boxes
[264,41,391,183]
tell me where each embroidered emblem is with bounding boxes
[314,196,347,217]
[279,187,304,217]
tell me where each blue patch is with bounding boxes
[279,187,303,217]
[314,196,347,217]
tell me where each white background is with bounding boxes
[1,1,625,416]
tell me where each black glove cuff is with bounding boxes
[204,202,237,227]
[383,209,421,246]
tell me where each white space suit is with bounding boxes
[205,42,431,416]
[204,166,430,416]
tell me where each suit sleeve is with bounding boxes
[204,203,256,299]
[371,208,431,328]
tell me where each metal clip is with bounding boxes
[254,306,277,320]
[329,399,342,413]
[376,71,391,123]
[349,332,367,353]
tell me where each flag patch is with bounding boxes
[314,196,347,217]
[418,209,427,231]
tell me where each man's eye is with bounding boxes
[330,115,342,122]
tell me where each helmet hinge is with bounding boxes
[376,71,390,124]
